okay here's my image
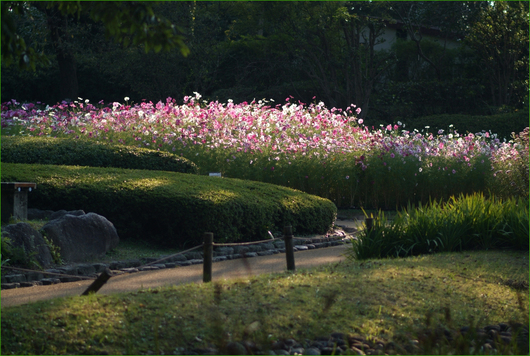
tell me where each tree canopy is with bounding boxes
[1,1,189,70]
[2,1,528,123]
[465,1,529,108]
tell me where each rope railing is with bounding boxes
[139,233,281,268]
[211,231,356,245]
[2,265,97,280]
[213,238,280,247]
[140,231,282,267]
[2,225,355,296]
[141,244,204,268]
[292,235,346,240]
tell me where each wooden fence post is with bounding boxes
[284,226,295,271]
[203,232,213,283]
[81,269,112,296]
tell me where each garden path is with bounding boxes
[1,221,358,308]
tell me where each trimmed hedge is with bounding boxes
[1,163,337,248]
[404,110,529,140]
[0,136,198,174]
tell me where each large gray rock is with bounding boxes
[42,213,119,263]
[1,223,53,268]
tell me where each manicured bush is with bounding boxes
[349,193,529,260]
[405,110,529,141]
[0,136,198,174]
[1,163,337,248]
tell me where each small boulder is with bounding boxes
[42,213,119,263]
[1,223,53,268]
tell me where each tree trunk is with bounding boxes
[56,51,79,101]
[43,6,79,100]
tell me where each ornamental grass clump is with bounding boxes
[350,193,529,260]
[498,197,530,250]
[2,95,528,208]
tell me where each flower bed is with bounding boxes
[2,94,528,208]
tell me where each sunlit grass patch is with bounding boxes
[2,250,527,355]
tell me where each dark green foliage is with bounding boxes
[1,163,337,248]
[403,110,529,141]
[1,234,13,266]
[1,1,189,71]
[1,136,198,174]
[465,1,529,108]
[0,231,41,269]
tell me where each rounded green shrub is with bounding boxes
[1,163,337,248]
[0,136,198,174]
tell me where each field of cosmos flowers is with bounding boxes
[2,93,527,209]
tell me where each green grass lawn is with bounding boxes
[1,249,528,355]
